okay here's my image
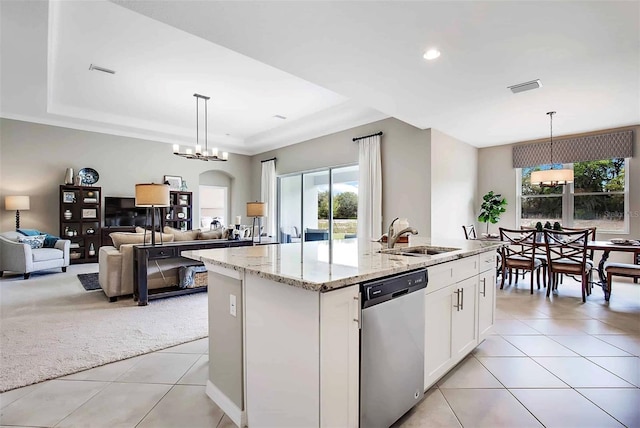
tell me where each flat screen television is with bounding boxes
[104,197,157,227]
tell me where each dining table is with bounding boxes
[586,240,640,301]
[481,236,640,301]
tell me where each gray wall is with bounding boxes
[430,128,478,239]
[0,118,252,234]
[249,117,432,238]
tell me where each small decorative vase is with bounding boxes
[180,180,188,191]
[88,242,96,256]
[74,175,82,186]
[64,209,72,220]
[64,168,74,185]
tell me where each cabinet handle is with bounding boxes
[460,287,464,311]
[480,278,486,297]
[353,293,361,329]
[453,289,460,311]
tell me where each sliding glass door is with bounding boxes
[278,165,358,243]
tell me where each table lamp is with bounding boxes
[135,183,170,246]
[246,201,266,244]
[5,195,30,230]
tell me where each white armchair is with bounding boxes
[0,231,70,279]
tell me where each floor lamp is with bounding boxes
[5,196,30,230]
[246,202,266,244]
[135,184,170,246]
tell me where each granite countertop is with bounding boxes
[182,237,503,292]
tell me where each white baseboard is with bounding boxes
[206,380,245,427]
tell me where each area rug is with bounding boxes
[0,266,208,392]
[77,272,101,291]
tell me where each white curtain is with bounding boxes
[261,159,277,237]
[357,135,382,241]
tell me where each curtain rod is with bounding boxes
[260,157,277,163]
[352,131,383,142]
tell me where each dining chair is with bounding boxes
[462,224,477,240]
[543,229,592,302]
[499,228,546,293]
[560,226,597,259]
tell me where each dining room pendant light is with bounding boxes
[173,94,228,162]
[530,111,574,187]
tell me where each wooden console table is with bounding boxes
[133,239,253,305]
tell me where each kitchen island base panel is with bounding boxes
[245,275,320,428]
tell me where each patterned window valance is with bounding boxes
[512,130,634,168]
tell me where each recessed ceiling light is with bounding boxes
[423,49,441,60]
[273,115,287,120]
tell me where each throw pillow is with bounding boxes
[17,234,46,249]
[43,234,60,248]
[17,228,41,236]
[163,226,199,241]
[110,232,175,249]
[197,229,223,240]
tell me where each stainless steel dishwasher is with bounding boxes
[360,268,428,428]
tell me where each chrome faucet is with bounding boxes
[387,217,418,248]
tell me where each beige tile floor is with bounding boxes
[1,276,639,428]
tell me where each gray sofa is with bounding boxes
[0,231,70,279]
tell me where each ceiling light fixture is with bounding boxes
[530,111,574,187]
[173,93,228,162]
[508,79,542,93]
[89,64,116,74]
[423,49,441,60]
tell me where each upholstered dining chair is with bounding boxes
[543,229,592,302]
[499,228,546,293]
[462,225,477,240]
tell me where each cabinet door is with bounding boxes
[424,285,454,389]
[452,277,478,362]
[320,284,359,428]
[478,269,496,342]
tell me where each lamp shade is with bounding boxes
[135,184,170,207]
[531,168,574,187]
[246,201,266,217]
[5,195,30,211]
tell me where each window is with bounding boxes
[278,165,358,242]
[518,158,628,233]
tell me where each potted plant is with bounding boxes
[477,191,507,235]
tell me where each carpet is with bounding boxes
[77,272,101,291]
[0,265,208,392]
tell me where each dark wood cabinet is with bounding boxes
[162,191,193,231]
[59,185,102,264]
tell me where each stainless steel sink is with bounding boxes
[379,246,461,257]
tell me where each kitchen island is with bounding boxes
[183,237,501,428]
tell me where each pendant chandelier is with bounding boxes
[173,93,228,161]
[530,111,573,187]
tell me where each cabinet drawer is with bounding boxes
[479,251,496,273]
[146,247,177,259]
[427,256,479,293]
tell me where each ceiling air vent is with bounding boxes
[507,79,541,94]
[273,115,287,120]
[89,64,116,75]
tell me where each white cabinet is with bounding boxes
[424,251,496,390]
[424,284,454,388]
[478,251,496,343]
[320,284,360,428]
[451,276,478,360]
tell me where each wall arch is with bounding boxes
[199,170,234,227]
